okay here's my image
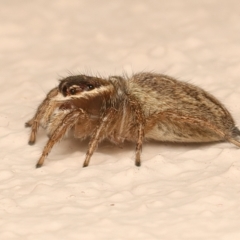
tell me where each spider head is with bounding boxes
[57,75,116,112]
[59,75,107,97]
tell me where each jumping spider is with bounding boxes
[26,72,240,168]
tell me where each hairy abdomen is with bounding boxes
[130,73,236,143]
[145,119,224,142]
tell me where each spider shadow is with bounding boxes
[47,133,223,163]
[51,137,136,157]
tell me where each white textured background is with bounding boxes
[1,1,240,239]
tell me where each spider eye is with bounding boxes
[87,84,94,90]
[69,88,77,95]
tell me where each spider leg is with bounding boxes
[128,97,145,167]
[83,109,116,167]
[36,109,83,168]
[135,123,144,167]
[26,87,59,145]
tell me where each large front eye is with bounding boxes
[69,88,77,95]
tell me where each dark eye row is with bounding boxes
[68,84,95,95]
[87,84,94,90]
